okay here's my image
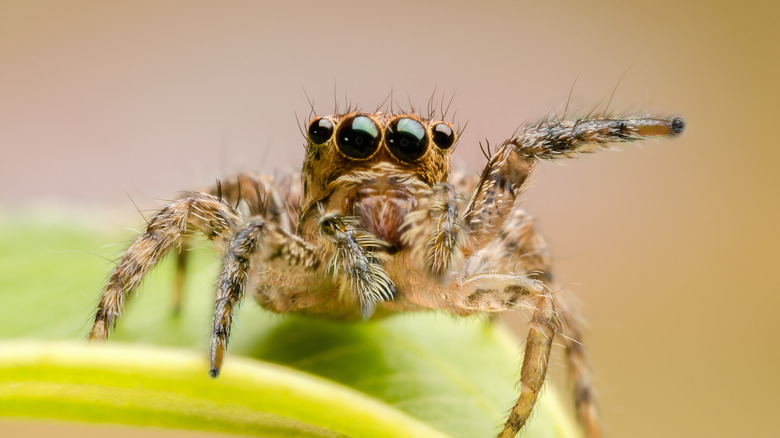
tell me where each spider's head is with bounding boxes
[297,112,458,248]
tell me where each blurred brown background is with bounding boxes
[1,1,778,437]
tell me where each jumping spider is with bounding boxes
[89,107,685,438]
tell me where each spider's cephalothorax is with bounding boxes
[298,112,457,253]
[89,108,684,438]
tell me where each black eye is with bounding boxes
[308,118,334,144]
[335,115,381,159]
[386,118,428,162]
[431,123,455,149]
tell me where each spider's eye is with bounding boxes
[308,118,334,144]
[335,115,381,159]
[431,123,455,149]
[386,118,428,162]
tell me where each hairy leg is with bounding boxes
[458,208,552,282]
[557,296,601,438]
[470,208,601,438]
[209,218,321,376]
[498,294,557,438]
[463,116,684,252]
[173,172,301,313]
[89,193,241,341]
[442,270,558,437]
[417,116,683,437]
[456,116,683,437]
[204,172,300,231]
[452,273,546,312]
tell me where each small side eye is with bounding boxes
[386,118,428,162]
[335,115,381,159]
[308,118,334,144]
[431,123,455,149]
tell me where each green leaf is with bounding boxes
[0,215,581,437]
[0,341,451,437]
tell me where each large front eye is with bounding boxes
[335,115,381,159]
[386,118,428,162]
[431,123,455,149]
[308,118,334,144]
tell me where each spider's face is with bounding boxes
[298,112,457,248]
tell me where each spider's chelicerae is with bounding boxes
[89,107,684,438]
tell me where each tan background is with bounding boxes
[1,1,778,437]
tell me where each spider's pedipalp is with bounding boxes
[403,183,466,280]
[319,215,396,318]
[89,193,240,341]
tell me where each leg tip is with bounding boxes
[88,322,108,342]
[210,343,224,377]
[671,117,685,135]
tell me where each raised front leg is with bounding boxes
[464,116,685,251]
